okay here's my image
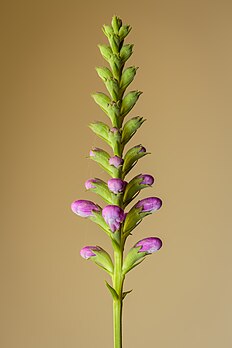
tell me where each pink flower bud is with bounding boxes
[107,178,127,194]
[135,197,162,212]
[89,147,101,157]
[138,174,154,186]
[135,144,146,153]
[71,200,100,217]
[109,155,124,168]
[80,246,102,259]
[110,127,120,134]
[102,205,126,232]
[135,237,162,253]
[85,178,101,190]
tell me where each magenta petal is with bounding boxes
[135,197,162,212]
[135,144,146,153]
[102,205,125,232]
[71,200,100,217]
[85,178,101,190]
[80,246,102,259]
[135,237,162,253]
[109,156,124,168]
[108,178,127,194]
[138,174,154,186]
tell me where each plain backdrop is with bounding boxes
[1,0,232,347]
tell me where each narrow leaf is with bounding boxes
[105,281,119,300]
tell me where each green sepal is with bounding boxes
[123,174,151,207]
[92,92,111,112]
[105,281,119,300]
[106,102,121,127]
[121,91,143,118]
[122,289,133,300]
[89,121,111,146]
[120,44,133,64]
[125,257,146,273]
[89,210,112,236]
[98,44,113,61]
[96,66,113,81]
[121,116,145,146]
[119,25,132,41]
[122,206,142,235]
[89,148,114,176]
[111,16,122,34]
[109,55,122,81]
[120,66,138,96]
[123,205,152,236]
[102,25,114,37]
[86,178,120,205]
[108,127,122,155]
[122,246,146,274]
[109,34,121,54]
[92,93,120,126]
[122,145,149,178]
[89,148,121,177]
[92,248,114,274]
[105,78,119,101]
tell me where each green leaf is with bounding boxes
[105,281,119,300]
[122,289,133,300]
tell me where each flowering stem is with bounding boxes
[72,16,164,348]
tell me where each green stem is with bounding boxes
[113,247,124,348]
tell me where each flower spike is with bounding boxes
[71,15,164,348]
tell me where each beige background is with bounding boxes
[1,0,232,347]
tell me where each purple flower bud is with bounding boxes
[109,155,124,168]
[138,174,154,186]
[135,144,146,153]
[80,246,102,259]
[108,178,127,194]
[102,205,126,232]
[71,200,100,217]
[135,237,162,253]
[135,197,162,212]
[85,178,101,190]
[89,147,101,157]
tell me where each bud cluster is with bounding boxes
[71,16,163,296]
